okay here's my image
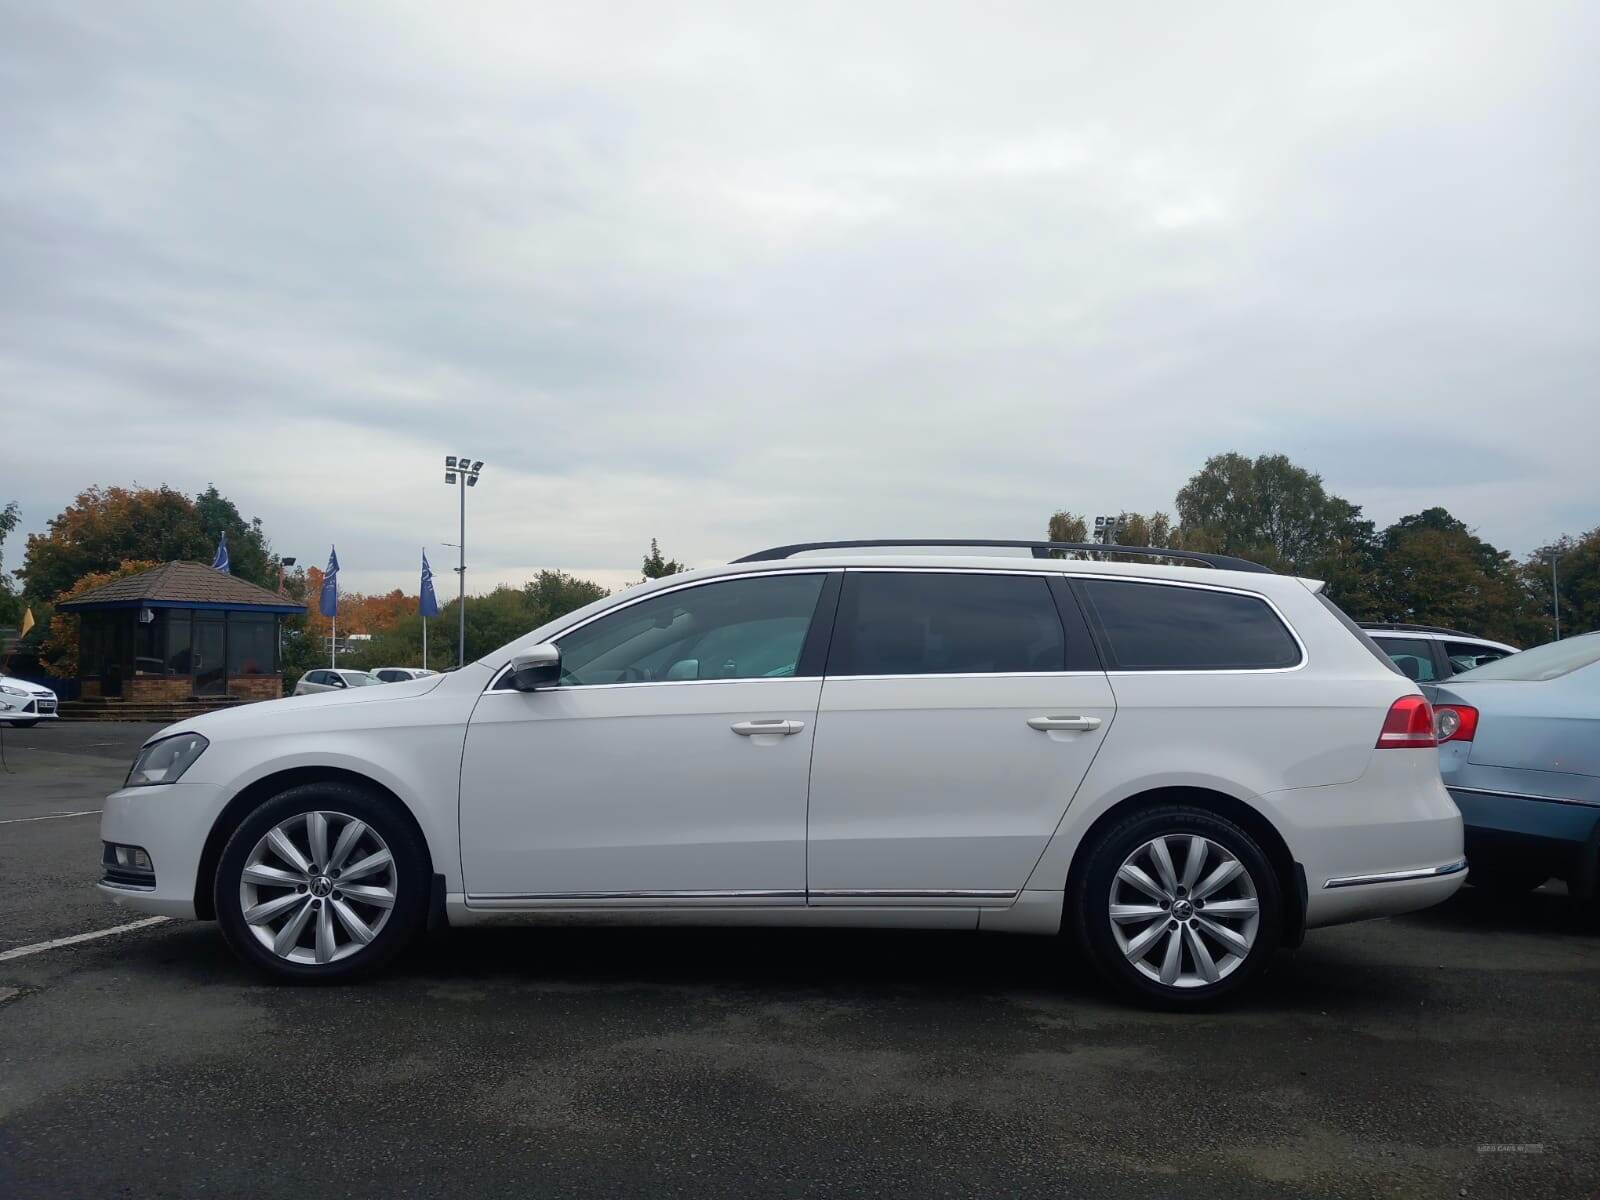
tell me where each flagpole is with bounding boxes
[422,617,428,671]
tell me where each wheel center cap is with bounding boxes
[1172,899,1194,921]
[309,875,333,898]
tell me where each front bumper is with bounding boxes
[98,780,232,919]
[0,694,58,720]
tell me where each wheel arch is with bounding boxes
[193,766,433,919]
[1062,786,1307,948]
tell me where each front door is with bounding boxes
[806,570,1116,905]
[193,617,227,697]
[460,571,838,904]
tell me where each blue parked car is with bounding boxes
[1429,632,1600,897]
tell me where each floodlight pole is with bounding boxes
[458,468,467,667]
[443,456,482,669]
[1550,551,1562,640]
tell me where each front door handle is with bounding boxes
[1027,715,1102,732]
[731,719,805,737]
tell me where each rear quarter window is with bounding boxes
[1076,579,1302,671]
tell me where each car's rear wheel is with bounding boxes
[1073,805,1283,1009]
[215,782,428,982]
[1466,863,1548,895]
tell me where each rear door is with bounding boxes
[805,569,1115,906]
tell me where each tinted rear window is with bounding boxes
[1078,580,1302,671]
[828,572,1068,675]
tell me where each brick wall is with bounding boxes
[127,676,193,702]
[229,675,283,701]
[120,675,284,702]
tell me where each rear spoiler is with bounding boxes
[1297,577,1328,594]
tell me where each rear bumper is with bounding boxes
[1263,754,1466,929]
[1450,786,1600,897]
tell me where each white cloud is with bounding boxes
[2,0,1596,596]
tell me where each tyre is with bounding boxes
[1072,805,1283,1009]
[215,782,429,982]
[1466,863,1548,895]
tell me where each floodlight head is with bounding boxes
[445,471,457,484]
[466,474,478,487]
[471,460,484,473]
[282,557,297,567]
[446,455,458,468]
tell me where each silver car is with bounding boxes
[1430,632,1600,897]
[370,667,439,684]
[292,668,384,696]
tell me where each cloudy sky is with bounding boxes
[4,1,1596,594]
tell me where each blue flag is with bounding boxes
[211,532,230,574]
[319,546,339,618]
[420,550,440,617]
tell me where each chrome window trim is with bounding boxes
[1323,858,1468,889]
[1447,785,1600,810]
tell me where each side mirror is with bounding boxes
[508,643,561,691]
[330,676,347,688]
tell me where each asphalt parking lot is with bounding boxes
[1,722,1597,1199]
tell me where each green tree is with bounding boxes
[194,484,274,587]
[641,538,685,580]
[1526,528,1600,639]
[20,485,275,601]
[0,500,19,625]
[1175,452,1381,617]
[1046,511,1088,543]
[1375,509,1540,643]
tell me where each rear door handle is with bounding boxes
[731,719,805,737]
[1027,715,1102,732]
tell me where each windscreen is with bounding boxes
[1451,633,1600,682]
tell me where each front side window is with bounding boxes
[1078,579,1302,671]
[1372,636,1439,682]
[827,572,1068,676]
[1444,641,1512,673]
[555,573,828,686]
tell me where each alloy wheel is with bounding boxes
[1108,834,1260,989]
[238,810,398,965]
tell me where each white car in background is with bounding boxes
[371,667,439,684]
[96,539,1466,1007]
[0,672,59,726]
[291,669,384,696]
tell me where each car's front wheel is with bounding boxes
[1073,805,1283,1009]
[215,782,428,982]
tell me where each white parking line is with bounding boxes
[0,916,169,962]
[0,809,102,825]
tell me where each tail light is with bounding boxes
[1434,703,1478,743]
[1376,695,1437,748]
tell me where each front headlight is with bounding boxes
[126,732,210,787]
[0,684,28,697]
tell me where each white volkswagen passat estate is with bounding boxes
[97,540,1466,1006]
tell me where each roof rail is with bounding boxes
[1358,621,1472,637]
[732,539,1274,574]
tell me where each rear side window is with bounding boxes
[1077,579,1301,671]
[1373,637,1439,682]
[828,572,1074,676]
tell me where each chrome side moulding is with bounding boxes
[1322,858,1468,890]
